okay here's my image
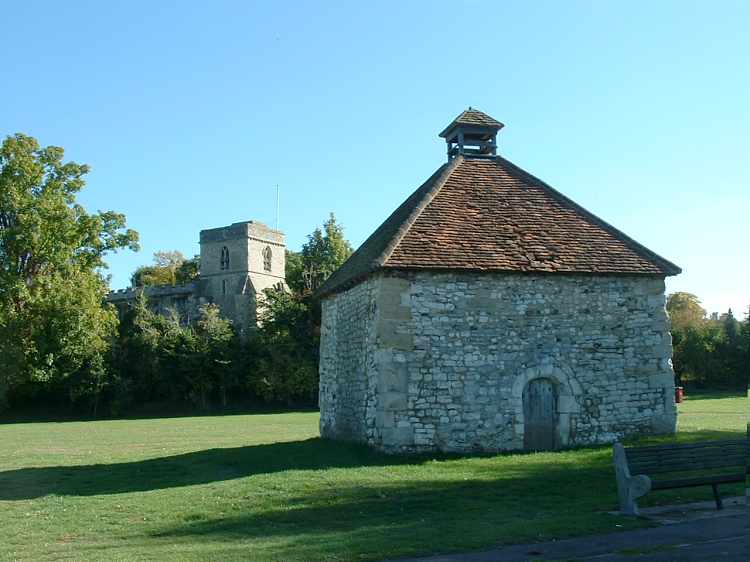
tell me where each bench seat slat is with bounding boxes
[626,441,747,476]
[650,472,745,490]
[627,447,747,462]
[627,445,746,457]
[628,456,746,467]
[629,459,746,474]
[628,452,746,464]
[626,439,746,453]
[614,437,749,515]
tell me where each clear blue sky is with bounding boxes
[3,1,748,317]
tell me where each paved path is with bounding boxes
[384,512,748,562]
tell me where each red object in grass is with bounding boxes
[675,386,684,403]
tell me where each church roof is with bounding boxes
[318,124,680,298]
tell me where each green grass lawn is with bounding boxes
[0,393,745,562]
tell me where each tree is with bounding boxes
[111,296,239,411]
[670,299,748,390]
[131,251,199,287]
[249,288,319,405]
[666,292,706,331]
[110,291,173,408]
[671,323,723,387]
[292,213,353,292]
[717,308,744,389]
[193,304,236,408]
[721,308,738,344]
[0,133,138,411]
[743,307,750,371]
[246,214,353,404]
[176,255,200,284]
[285,249,305,293]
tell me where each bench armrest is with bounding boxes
[613,442,652,516]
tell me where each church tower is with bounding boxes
[199,220,286,331]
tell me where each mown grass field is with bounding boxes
[0,392,745,562]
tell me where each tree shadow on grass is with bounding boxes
[0,438,430,500]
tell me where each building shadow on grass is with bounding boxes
[0,438,430,500]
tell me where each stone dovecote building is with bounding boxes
[107,220,285,331]
[317,109,681,454]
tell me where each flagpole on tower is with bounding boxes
[275,184,280,231]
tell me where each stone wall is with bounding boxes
[318,271,677,454]
[319,276,379,442]
[106,283,206,325]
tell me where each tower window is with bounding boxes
[220,246,230,270]
[263,246,272,272]
[222,279,227,295]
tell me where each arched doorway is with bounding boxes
[523,378,559,450]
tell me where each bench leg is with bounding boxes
[711,484,723,510]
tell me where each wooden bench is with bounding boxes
[612,439,748,516]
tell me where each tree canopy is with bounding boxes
[286,213,353,292]
[0,133,138,410]
[667,295,747,390]
[256,212,354,403]
[131,251,200,287]
[666,292,706,331]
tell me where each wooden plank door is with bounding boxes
[523,378,559,450]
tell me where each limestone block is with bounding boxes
[381,391,407,411]
[376,410,395,428]
[376,356,409,393]
[645,278,666,296]
[381,426,415,447]
[376,321,415,350]
[467,288,500,312]
[648,373,675,389]
[377,277,412,320]
[650,412,677,435]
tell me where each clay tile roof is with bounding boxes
[318,155,681,297]
[439,108,504,137]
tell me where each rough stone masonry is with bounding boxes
[317,108,681,454]
[319,272,676,453]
